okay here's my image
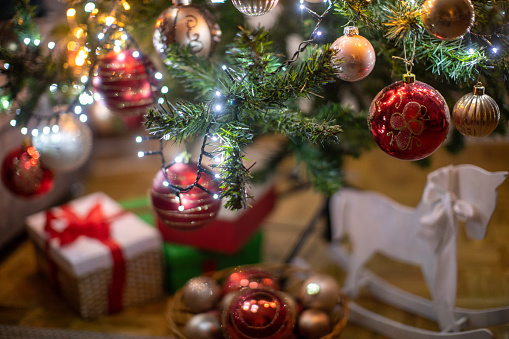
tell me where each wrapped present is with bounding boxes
[163,230,263,293]
[25,192,164,319]
[157,183,275,254]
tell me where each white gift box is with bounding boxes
[26,192,164,318]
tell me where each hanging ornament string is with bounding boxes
[392,33,418,75]
[139,1,340,209]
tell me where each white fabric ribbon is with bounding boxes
[419,182,474,253]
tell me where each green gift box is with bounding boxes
[163,231,263,293]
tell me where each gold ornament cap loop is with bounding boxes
[343,26,359,36]
[473,82,485,96]
[403,73,416,83]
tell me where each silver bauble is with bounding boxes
[182,276,221,313]
[184,313,223,339]
[153,1,221,62]
[231,0,279,16]
[32,113,93,172]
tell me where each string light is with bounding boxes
[31,129,38,137]
[161,86,169,94]
[136,136,143,143]
[34,39,40,46]
[1,100,9,109]
[79,114,88,122]
[98,33,105,40]
[155,72,163,80]
[105,16,116,26]
[178,205,185,211]
[66,8,76,17]
[132,51,140,58]
[175,155,183,163]
[9,120,16,127]
[21,127,28,135]
[80,75,88,83]
[3,63,9,70]
[122,1,131,10]
[43,126,50,134]
[52,125,59,133]
[138,151,145,157]
[84,2,95,12]
[74,106,82,114]
[47,41,55,49]
[23,38,30,45]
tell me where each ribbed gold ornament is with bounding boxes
[453,82,500,137]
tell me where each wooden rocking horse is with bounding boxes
[328,164,508,338]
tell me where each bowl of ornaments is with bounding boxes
[166,264,348,339]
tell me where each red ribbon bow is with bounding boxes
[44,202,126,314]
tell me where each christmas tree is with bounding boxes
[1,0,508,210]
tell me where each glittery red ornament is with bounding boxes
[92,49,155,116]
[223,266,280,295]
[368,74,450,161]
[151,162,221,230]
[222,288,296,339]
[1,142,53,198]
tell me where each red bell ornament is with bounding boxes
[92,49,155,116]
[368,74,450,161]
[222,288,296,339]
[1,142,53,198]
[150,162,221,230]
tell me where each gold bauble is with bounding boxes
[421,0,475,41]
[453,82,500,137]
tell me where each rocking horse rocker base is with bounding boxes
[329,245,508,339]
[325,165,509,338]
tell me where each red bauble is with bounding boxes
[1,143,53,198]
[150,162,221,230]
[92,49,155,116]
[368,75,450,160]
[222,288,296,339]
[223,266,280,295]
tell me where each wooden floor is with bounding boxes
[0,132,508,338]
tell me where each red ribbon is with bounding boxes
[44,202,126,314]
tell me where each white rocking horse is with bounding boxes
[328,164,508,338]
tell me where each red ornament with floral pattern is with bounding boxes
[368,74,450,161]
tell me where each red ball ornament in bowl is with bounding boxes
[223,266,280,295]
[151,162,221,230]
[368,74,450,161]
[93,49,155,116]
[1,143,53,198]
[222,288,296,339]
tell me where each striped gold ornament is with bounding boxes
[453,82,500,137]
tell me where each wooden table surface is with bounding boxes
[0,132,508,338]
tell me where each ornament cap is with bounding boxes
[343,26,359,36]
[473,82,485,96]
[403,73,416,83]
[173,0,191,5]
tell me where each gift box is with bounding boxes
[25,192,164,319]
[157,182,276,254]
[163,230,263,293]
